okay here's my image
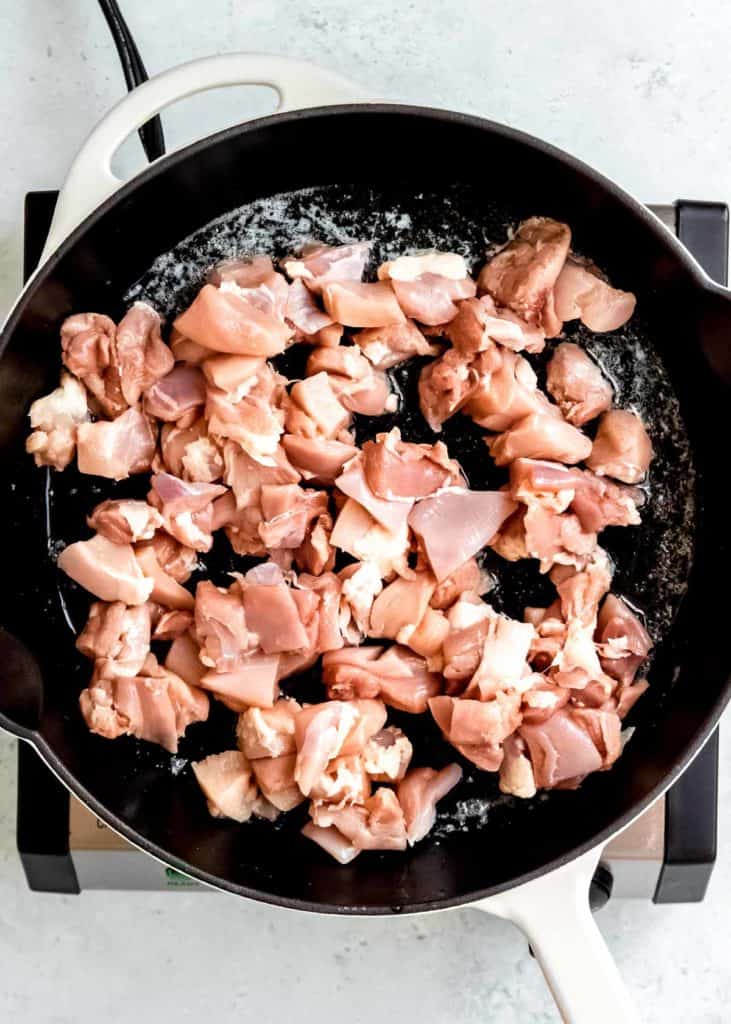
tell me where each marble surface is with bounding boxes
[2,1,731,1021]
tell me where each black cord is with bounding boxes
[96,0,166,162]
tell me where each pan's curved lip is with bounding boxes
[1,101,725,348]
[4,101,730,911]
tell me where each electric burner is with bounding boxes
[15,191,725,899]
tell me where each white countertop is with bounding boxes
[1,2,730,1021]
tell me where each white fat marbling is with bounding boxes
[1,1,731,1021]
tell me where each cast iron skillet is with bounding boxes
[0,71,730,919]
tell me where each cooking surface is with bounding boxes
[2,2,731,1022]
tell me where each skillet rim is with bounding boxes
[2,102,729,912]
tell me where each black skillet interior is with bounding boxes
[0,106,730,912]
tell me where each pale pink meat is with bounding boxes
[294,701,362,796]
[477,217,571,335]
[282,242,370,293]
[241,570,310,654]
[258,484,328,550]
[251,754,304,811]
[362,428,462,500]
[520,709,607,788]
[286,373,351,440]
[59,534,153,605]
[114,303,175,406]
[397,763,462,843]
[522,504,597,574]
[306,345,395,417]
[174,282,292,357]
[355,319,437,369]
[546,342,613,426]
[499,735,538,797]
[596,594,652,686]
[60,312,124,416]
[194,580,251,671]
[236,699,302,759]
[76,407,156,480]
[309,754,371,808]
[205,364,286,461]
[281,435,357,484]
[298,572,343,652]
[285,278,334,337]
[150,473,227,552]
[295,511,336,576]
[467,610,534,699]
[301,823,360,864]
[223,441,299,508]
[335,457,413,535]
[429,692,522,770]
[26,373,89,470]
[430,558,483,610]
[201,353,266,395]
[208,256,276,288]
[164,631,205,686]
[321,281,405,328]
[76,601,151,677]
[323,645,441,713]
[418,348,479,431]
[586,409,654,484]
[463,347,558,432]
[169,329,209,365]
[311,788,407,851]
[134,543,195,611]
[553,260,636,332]
[369,573,436,642]
[390,274,476,326]
[199,652,281,709]
[487,413,592,467]
[363,727,413,782]
[152,608,194,640]
[192,750,262,821]
[446,295,545,355]
[143,364,207,422]
[408,489,516,581]
[87,499,163,545]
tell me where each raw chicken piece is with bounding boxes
[378,251,468,282]
[369,573,436,642]
[223,441,300,509]
[499,735,537,798]
[76,601,151,677]
[152,609,194,641]
[164,631,205,686]
[81,654,208,753]
[322,281,405,328]
[301,823,360,864]
[355,319,437,369]
[87,499,163,545]
[389,274,476,326]
[323,645,441,713]
[158,419,211,478]
[489,508,530,563]
[466,610,535,699]
[201,353,266,398]
[241,567,310,653]
[199,651,281,709]
[174,281,292,357]
[546,342,613,426]
[236,699,302,759]
[430,558,484,610]
[336,456,413,535]
[311,787,408,851]
[596,594,652,686]
[194,580,251,671]
[442,604,492,688]
[306,344,395,417]
[338,561,384,643]
[169,329,209,365]
[208,255,277,288]
[309,754,371,808]
[76,407,156,480]
[286,373,351,439]
[60,312,124,416]
[464,347,559,432]
[143,364,207,422]
[397,763,462,844]
[114,303,175,406]
[362,428,462,500]
[282,242,370,293]
[150,473,227,552]
[477,217,571,335]
[59,534,153,605]
[553,259,636,332]
[586,409,653,484]
[552,552,613,686]
[251,754,304,811]
[487,413,592,467]
[446,295,544,356]
[295,510,336,576]
[205,364,286,462]
[363,727,413,782]
[520,709,609,789]
[294,701,362,796]
[408,489,516,582]
[418,348,479,431]
[297,572,343,652]
[407,606,450,665]
[26,372,89,470]
[285,279,335,337]
[258,484,328,550]
[134,543,195,610]
[429,692,522,770]
[192,750,263,822]
[522,504,597,574]
[281,435,357,484]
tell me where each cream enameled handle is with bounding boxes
[40,53,366,262]
[474,846,641,1024]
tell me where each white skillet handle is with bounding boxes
[474,846,641,1024]
[41,53,366,262]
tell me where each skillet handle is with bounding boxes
[473,846,641,1024]
[40,53,367,263]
